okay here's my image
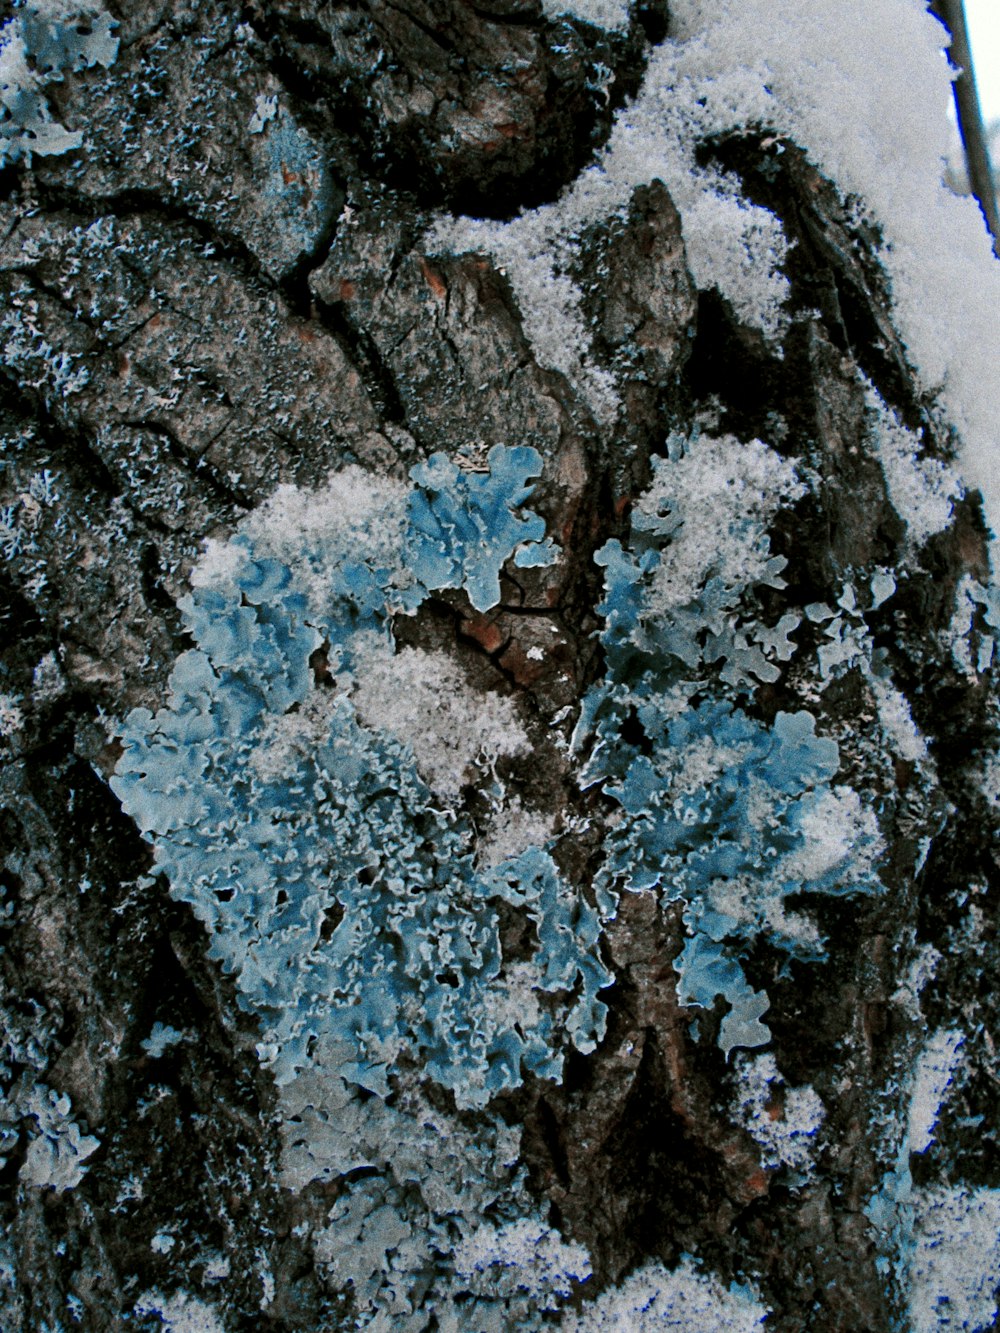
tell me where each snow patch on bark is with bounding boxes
[349,635,529,801]
[559,1257,769,1330]
[432,0,1000,559]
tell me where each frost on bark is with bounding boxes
[1,3,999,1332]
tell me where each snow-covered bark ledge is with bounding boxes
[434,0,1000,556]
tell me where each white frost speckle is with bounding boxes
[979,748,1000,811]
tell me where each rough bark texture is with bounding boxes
[1,4,998,1332]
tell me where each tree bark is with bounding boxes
[1,4,998,1332]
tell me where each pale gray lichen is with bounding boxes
[17,1083,99,1192]
[0,1,118,166]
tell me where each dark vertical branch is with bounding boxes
[931,0,1000,252]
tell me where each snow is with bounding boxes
[731,1052,826,1173]
[476,795,557,870]
[0,693,23,740]
[866,384,962,549]
[666,1,1000,549]
[452,1216,592,1308]
[134,1290,227,1333]
[429,37,792,422]
[907,1028,964,1155]
[909,1187,1000,1333]
[891,943,942,1019]
[192,464,411,612]
[869,674,929,764]
[559,1258,769,1331]
[431,1,1000,559]
[637,433,804,618]
[780,785,883,885]
[349,635,530,801]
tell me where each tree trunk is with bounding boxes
[2,3,999,1331]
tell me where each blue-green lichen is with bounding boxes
[574,433,883,1055]
[111,446,608,1107]
[110,429,888,1323]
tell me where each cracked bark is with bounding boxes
[1,3,998,1332]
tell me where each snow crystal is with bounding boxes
[247,688,342,785]
[248,93,277,134]
[731,1052,826,1173]
[141,1023,184,1059]
[909,1187,1000,1333]
[201,1253,231,1283]
[349,635,530,800]
[907,1028,964,1156]
[559,1257,769,1331]
[979,748,1000,810]
[429,213,622,423]
[429,18,796,421]
[31,650,65,702]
